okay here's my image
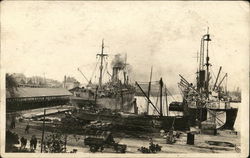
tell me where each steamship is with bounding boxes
[67,78,189,132]
[64,40,194,132]
[70,40,136,113]
[169,31,238,130]
[68,41,189,132]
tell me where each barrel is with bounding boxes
[187,132,195,145]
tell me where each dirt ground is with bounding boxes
[5,105,240,153]
[7,119,240,154]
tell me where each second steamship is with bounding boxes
[70,40,136,113]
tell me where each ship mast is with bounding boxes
[147,66,153,115]
[204,28,211,98]
[197,35,205,92]
[159,78,163,116]
[123,53,128,84]
[97,39,108,89]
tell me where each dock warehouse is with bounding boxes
[6,87,73,112]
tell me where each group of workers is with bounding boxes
[20,135,38,151]
[10,115,38,152]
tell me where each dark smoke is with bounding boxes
[111,54,126,69]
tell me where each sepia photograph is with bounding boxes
[1,1,249,157]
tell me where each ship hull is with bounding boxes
[70,91,135,113]
[169,100,238,130]
[96,92,135,112]
[75,111,189,132]
[220,108,238,130]
[70,96,95,107]
[184,107,238,130]
[186,108,208,127]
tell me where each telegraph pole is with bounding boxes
[41,109,46,153]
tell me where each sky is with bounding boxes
[1,1,249,91]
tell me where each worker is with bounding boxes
[133,98,138,114]
[30,137,34,151]
[20,137,27,149]
[25,123,30,134]
[10,117,16,129]
[166,128,175,144]
[33,135,37,150]
[30,135,37,151]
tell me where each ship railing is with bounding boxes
[206,100,230,109]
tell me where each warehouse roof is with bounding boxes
[6,87,72,98]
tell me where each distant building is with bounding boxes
[6,87,72,112]
[63,75,80,90]
[9,73,62,88]
[46,79,63,88]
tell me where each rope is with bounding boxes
[155,91,159,107]
[210,68,217,80]
[152,91,160,115]
[178,86,184,98]
[90,58,100,82]
[102,60,108,80]
[207,109,225,125]
[165,87,176,101]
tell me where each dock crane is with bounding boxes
[216,73,227,90]
[213,66,222,91]
[77,68,92,84]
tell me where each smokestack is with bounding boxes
[64,75,66,88]
[112,67,119,82]
[123,71,126,84]
[111,54,131,83]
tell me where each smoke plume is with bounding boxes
[111,54,126,69]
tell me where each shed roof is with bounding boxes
[6,87,72,98]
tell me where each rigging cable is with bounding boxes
[210,68,217,80]
[152,91,160,115]
[90,58,100,82]
[102,59,108,81]
[165,87,176,102]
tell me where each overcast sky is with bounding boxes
[1,1,249,91]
